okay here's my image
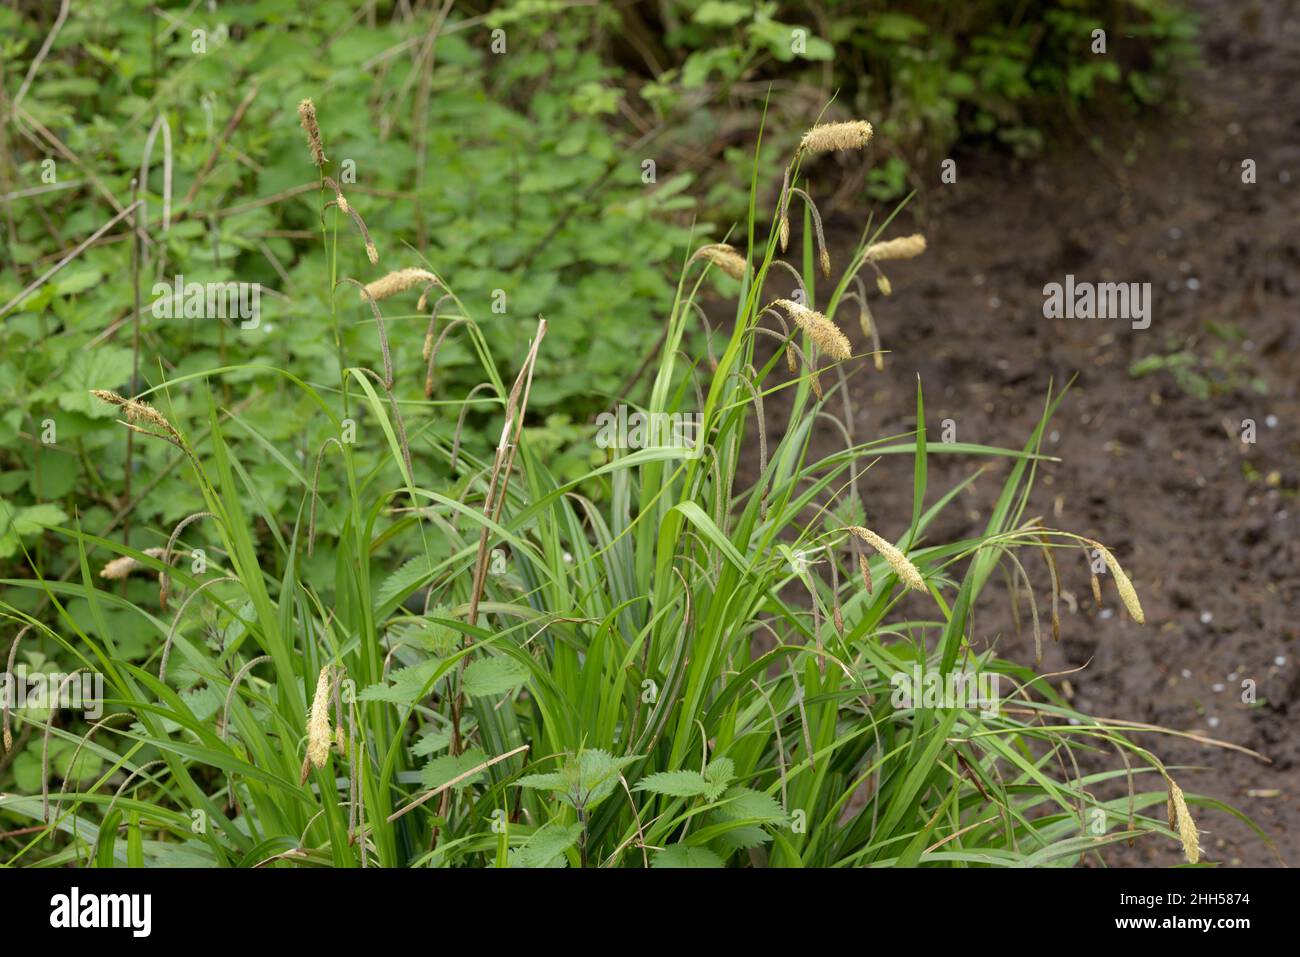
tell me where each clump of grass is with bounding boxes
[0,108,1268,872]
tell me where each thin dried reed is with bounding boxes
[778,166,791,252]
[159,511,215,609]
[787,188,832,277]
[337,278,393,390]
[324,199,378,264]
[3,625,31,752]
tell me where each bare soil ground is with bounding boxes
[752,0,1299,865]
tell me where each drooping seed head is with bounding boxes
[847,526,926,592]
[774,299,851,361]
[306,666,333,770]
[799,120,873,155]
[1167,778,1201,864]
[1093,541,1145,624]
[692,243,748,281]
[99,547,168,581]
[298,98,327,167]
[865,234,927,262]
[362,268,439,303]
[90,391,182,442]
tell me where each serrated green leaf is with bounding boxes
[715,786,787,824]
[635,769,712,798]
[419,747,487,790]
[462,655,529,697]
[508,821,582,868]
[652,844,725,868]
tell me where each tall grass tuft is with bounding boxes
[0,109,1265,871]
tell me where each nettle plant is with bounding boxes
[2,107,1240,869]
[0,2,691,579]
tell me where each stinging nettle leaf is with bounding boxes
[462,655,529,697]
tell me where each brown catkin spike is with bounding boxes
[1084,543,1103,605]
[858,553,873,594]
[847,527,925,592]
[90,390,182,443]
[692,243,748,281]
[864,234,927,262]
[1167,778,1201,864]
[298,99,326,167]
[363,268,439,302]
[799,120,873,155]
[774,299,851,361]
[778,166,791,252]
[1038,535,1062,643]
[1093,541,1145,624]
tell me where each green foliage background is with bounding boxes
[1,0,1198,863]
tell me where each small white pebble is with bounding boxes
[1212,683,1225,692]
[1100,608,1113,620]
[1207,716,1221,729]
[1265,414,1278,428]
[1275,655,1287,667]
[1186,277,1200,291]
[1181,669,1192,679]
[1200,611,1213,624]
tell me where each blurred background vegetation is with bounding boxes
[0,0,1195,604]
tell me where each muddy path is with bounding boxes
[747,0,1299,865]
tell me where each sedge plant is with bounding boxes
[0,106,1263,869]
